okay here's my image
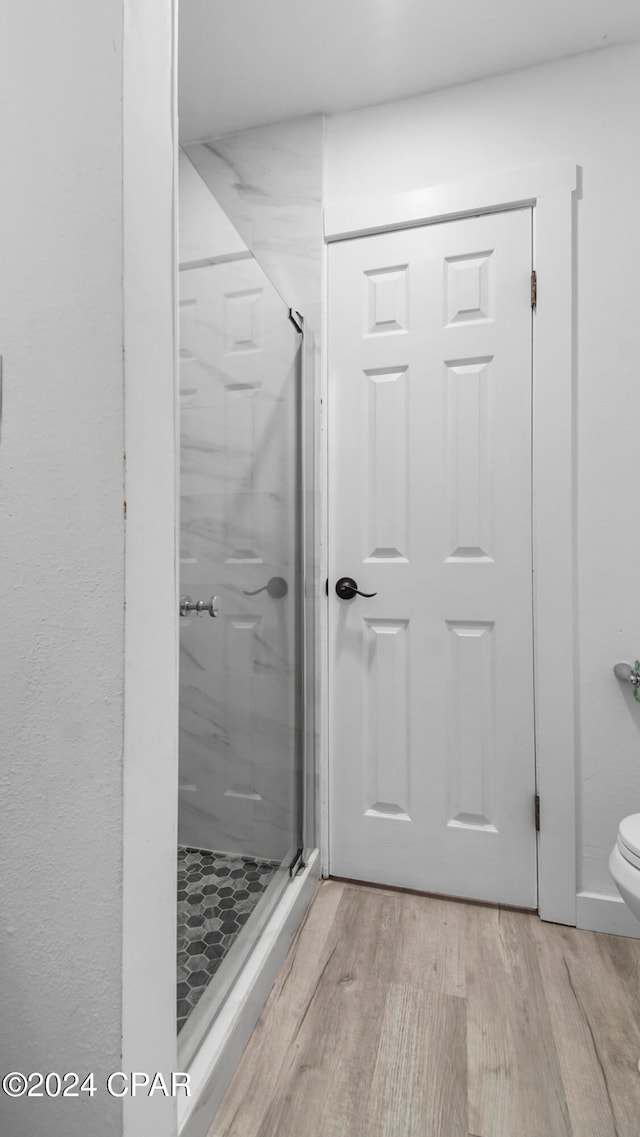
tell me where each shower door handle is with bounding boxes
[335,576,377,600]
[180,595,219,617]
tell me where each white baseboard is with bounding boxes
[178,849,321,1137]
[576,890,640,939]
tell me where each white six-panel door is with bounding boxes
[328,209,537,907]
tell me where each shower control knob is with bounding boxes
[180,595,219,618]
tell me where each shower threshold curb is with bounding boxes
[178,849,321,1137]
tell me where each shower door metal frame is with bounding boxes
[299,312,322,865]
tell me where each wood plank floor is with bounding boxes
[207,880,640,1137]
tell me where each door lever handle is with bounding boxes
[243,576,288,599]
[335,576,377,600]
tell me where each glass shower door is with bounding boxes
[177,252,303,1039]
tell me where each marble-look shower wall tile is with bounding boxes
[179,491,297,579]
[178,148,248,266]
[184,115,323,329]
[177,118,320,863]
[179,578,299,861]
[180,390,296,498]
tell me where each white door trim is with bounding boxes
[122,3,180,1136]
[324,160,578,925]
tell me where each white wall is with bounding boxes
[0,5,125,1137]
[325,42,640,902]
[0,4,180,1137]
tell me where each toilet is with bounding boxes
[609,815,640,1074]
[609,813,640,924]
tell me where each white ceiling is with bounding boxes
[178,0,640,142]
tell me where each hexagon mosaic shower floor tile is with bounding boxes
[177,847,278,1031]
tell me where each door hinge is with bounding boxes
[531,270,537,310]
[288,309,304,334]
[534,793,540,832]
[288,847,305,877]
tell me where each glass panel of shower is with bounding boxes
[176,244,304,1053]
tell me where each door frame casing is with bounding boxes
[323,160,578,926]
